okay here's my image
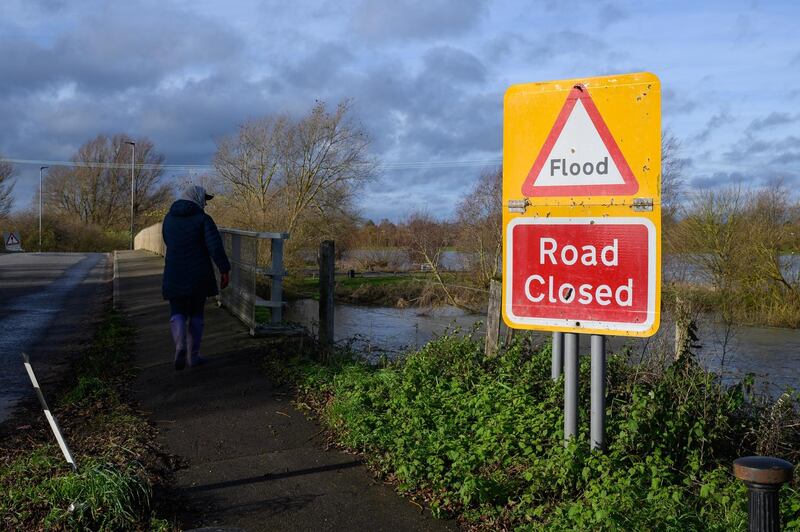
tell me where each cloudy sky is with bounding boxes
[2,0,798,221]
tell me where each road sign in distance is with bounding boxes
[4,231,21,252]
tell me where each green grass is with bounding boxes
[0,311,175,531]
[255,305,272,324]
[2,450,157,530]
[266,335,800,530]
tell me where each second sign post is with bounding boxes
[502,72,662,449]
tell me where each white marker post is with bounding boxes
[22,353,78,471]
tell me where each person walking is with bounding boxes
[162,184,230,370]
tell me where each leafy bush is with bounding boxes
[277,335,800,530]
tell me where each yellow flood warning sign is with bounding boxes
[502,72,662,337]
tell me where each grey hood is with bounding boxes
[178,185,213,209]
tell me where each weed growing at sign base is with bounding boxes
[268,334,800,530]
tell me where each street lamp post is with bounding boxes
[125,141,135,250]
[39,166,48,252]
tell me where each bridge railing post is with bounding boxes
[217,228,289,336]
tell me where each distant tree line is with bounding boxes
[2,134,173,252]
[0,99,374,254]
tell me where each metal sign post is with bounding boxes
[502,72,662,450]
[590,335,606,450]
[563,333,579,443]
[551,331,564,380]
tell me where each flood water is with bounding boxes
[285,299,800,398]
[341,249,800,283]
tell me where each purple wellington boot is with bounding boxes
[187,315,207,367]
[170,314,188,370]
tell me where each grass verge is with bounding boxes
[0,311,175,531]
[265,335,800,530]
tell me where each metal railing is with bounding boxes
[133,223,289,336]
[218,228,289,336]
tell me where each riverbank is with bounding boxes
[663,282,800,329]
[273,272,488,311]
[0,311,175,530]
[264,335,800,530]
[274,270,800,330]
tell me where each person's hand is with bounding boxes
[220,271,230,289]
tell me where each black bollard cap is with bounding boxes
[733,456,794,485]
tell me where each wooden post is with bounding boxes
[485,279,502,358]
[502,323,515,347]
[319,240,335,354]
[674,295,697,360]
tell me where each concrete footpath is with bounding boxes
[115,250,453,531]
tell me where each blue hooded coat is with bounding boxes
[161,189,231,300]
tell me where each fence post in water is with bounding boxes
[733,456,794,532]
[319,240,335,354]
[552,332,564,381]
[484,279,502,358]
[564,333,579,444]
[590,334,606,451]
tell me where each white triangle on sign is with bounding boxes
[521,84,638,198]
[531,99,624,187]
[6,233,19,245]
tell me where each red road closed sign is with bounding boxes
[504,217,657,335]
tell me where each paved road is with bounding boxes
[0,252,110,423]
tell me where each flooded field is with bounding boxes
[286,299,800,398]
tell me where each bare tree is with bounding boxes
[662,131,686,225]
[742,181,800,298]
[211,100,373,265]
[405,211,461,308]
[676,186,747,293]
[673,182,800,326]
[43,134,171,230]
[213,115,288,229]
[456,167,502,287]
[0,157,14,221]
[281,100,374,236]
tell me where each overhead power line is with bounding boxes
[3,157,502,172]
[3,158,210,171]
